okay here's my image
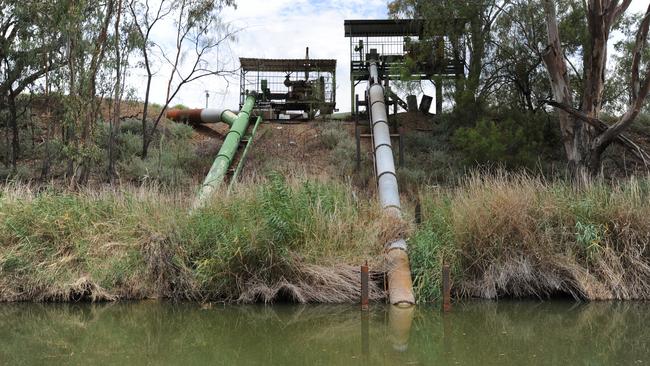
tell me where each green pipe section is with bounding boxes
[192,93,257,209]
[227,116,263,193]
[218,110,238,126]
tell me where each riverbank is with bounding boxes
[1,173,649,303]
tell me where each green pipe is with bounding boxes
[227,116,263,193]
[216,109,238,126]
[192,93,256,209]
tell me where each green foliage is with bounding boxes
[0,188,173,298]
[317,122,358,176]
[119,118,151,135]
[575,221,605,261]
[451,112,560,169]
[166,121,194,140]
[409,194,455,302]
[452,119,509,164]
[630,113,650,135]
[181,176,377,299]
[1,173,650,302]
[410,173,650,301]
[118,140,205,187]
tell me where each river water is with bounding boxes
[0,300,647,365]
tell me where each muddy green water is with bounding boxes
[0,301,648,365]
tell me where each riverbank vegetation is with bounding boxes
[2,1,650,304]
[411,173,650,302]
[1,172,648,303]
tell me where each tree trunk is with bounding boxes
[8,91,18,171]
[141,49,152,158]
[108,0,123,182]
[542,0,602,184]
[73,0,115,186]
[542,0,642,183]
[0,97,7,168]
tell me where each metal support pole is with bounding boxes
[436,79,443,115]
[355,93,361,171]
[227,116,263,193]
[351,80,355,115]
[361,311,369,358]
[355,124,361,171]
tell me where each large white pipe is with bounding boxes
[167,108,238,126]
[367,50,415,306]
[200,108,238,125]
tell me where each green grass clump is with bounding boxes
[0,177,384,302]
[181,174,382,301]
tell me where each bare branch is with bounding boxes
[541,99,650,165]
[610,0,633,24]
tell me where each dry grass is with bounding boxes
[411,171,650,301]
[376,211,414,246]
[237,264,384,303]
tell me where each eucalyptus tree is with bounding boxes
[542,0,650,182]
[0,0,64,170]
[389,0,510,114]
[60,0,116,185]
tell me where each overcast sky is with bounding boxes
[134,0,388,113]
[133,1,650,113]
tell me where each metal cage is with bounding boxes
[239,54,336,120]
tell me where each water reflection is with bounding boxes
[0,300,648,365]
[388,305,414,353]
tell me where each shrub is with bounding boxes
[451,112,557,169]
[118,141,204,186]
[120,118,154,135]
[171,104,189,110]
[319,122,350,150]
[165,121,193,140]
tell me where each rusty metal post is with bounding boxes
[361,261,369,311]
[442,263,451,312]
[355,93,361,171]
